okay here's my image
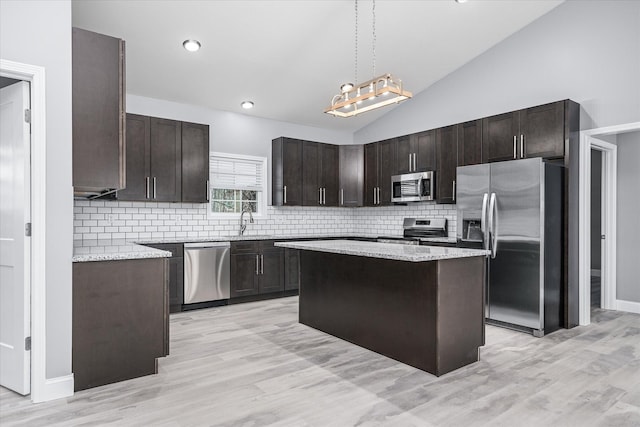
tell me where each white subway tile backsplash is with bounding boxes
[73,200,458,240]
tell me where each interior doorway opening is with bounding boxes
[579,122,640,325]
[590,149,602,309]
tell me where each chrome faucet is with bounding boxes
[239,207,254,236]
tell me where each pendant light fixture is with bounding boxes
[325,0,412,118]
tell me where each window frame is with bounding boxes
[207,151,267,219]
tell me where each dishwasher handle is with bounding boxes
[184,241,231,249]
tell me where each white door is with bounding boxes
[0,81,31,395]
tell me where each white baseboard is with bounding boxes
[32,374,74,403]
[590,269,601,277]
[616,299,640,315]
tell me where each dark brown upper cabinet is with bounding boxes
[181,122,210,203]
[117,114,150,201]
[302,142,339,207]
[483,100,566,163]
[395,131,436,174]
[339,145,364,207]
[72,27,125,196]
[436,125,458,204]
[272,137,303,206]
[364,139,395,206]
[150,118,182,202]
[457,120,483,167]
[118,115,208,203]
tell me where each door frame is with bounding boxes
[0,59,48,402]
[578,122,640,325]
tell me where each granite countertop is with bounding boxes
[135,233,381,245]
[275,239,489,262]
[73,239,171,262]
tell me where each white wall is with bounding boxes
[616,131,640,303]
[127,94,354,158]
[0,1,73,379]
[355,0,640,143]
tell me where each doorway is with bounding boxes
[0,79,31,395]
[590,149,602,308]
[579,122,640,325]
[0,59,51,402]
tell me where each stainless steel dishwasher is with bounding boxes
[183,242,231,304]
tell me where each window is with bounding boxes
[209,152,266,217]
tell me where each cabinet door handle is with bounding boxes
[260,254,264,275]
[153,177,157,199]
[374,187,377,205]
[452,180,456,202]
[206,179,210,201]
[283,185,287,204]
[340,188,344,206]
[146,176,150,199]
[318,188,322,205]
[323,188,326,205]
[255,255,259,275]
[513,136,517,159]
[520,134,524,158]
[377,187,381,205]
[413,153,417,172]
[409,154,412,171]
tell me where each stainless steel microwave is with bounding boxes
[391,171,435,203]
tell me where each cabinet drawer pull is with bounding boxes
[513,136,517,159]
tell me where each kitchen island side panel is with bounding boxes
[298,251,485,376]
[435,256,485,376]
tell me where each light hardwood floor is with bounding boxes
[1,297,639,426]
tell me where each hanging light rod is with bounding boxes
[325,73,412,118]
[324,0,412,118]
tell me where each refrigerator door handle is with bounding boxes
[489,192,498,259]
[481,193,489,251]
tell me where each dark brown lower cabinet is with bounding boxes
[143,243,184,313]
[72,257,169,391]
[230,241,284,298]
[284,248,300,291]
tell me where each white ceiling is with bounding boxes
[72,0,563,133]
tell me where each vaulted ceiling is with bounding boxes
[72,0,563,132]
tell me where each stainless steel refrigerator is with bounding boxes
[456,157,563,337]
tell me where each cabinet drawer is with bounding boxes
[231,241,259,254]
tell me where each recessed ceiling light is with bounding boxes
[455,0,468,3]
[241,101,254,110]
[182,39,201,52]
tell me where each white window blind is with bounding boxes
[210,155,264,191]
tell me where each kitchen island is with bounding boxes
[275,240,489,376]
